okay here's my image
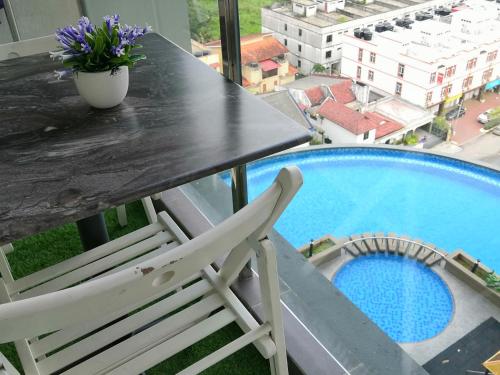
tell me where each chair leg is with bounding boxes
[0,246,14,284]
[116,205,128,227]
[257,239,288,375]
[141,197,157,224]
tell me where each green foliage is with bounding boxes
[310,138,323,145]
[485,117,500,130]
[312,63,326,73]
[490,106,500,119]
[486,272,500,292]
[62,23,146,72]
[337,15,349,23]
[403,133,419,145]
[188,0,277,42]
[433,116,450,132]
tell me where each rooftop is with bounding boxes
[261,90,313,130]
[283,74,348,90]
[330,80,356,105]
[343,2,500,64]
[318,98,403,136]
[264,0,438,28]
[205,33,288,65]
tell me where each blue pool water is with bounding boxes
[226,148,500,270]
[334,254,453,342]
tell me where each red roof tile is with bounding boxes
[240,37,288,65]
[305,86,326,107]
[318,99,403,137]
[330,80,356,104]
[261,59,280,72]
[366,112,404,139]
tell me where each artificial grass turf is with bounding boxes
[0,201,270,374]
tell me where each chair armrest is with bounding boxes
[0,353,19,375]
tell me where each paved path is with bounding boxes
[458,132,500,168]
[450,92,500,145]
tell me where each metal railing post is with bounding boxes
[3,0,20,41]
[217,0,252,279]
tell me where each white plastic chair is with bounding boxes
[0,166,303,375]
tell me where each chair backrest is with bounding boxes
[0,35,58,61]
[0,166,303,343]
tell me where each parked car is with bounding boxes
[445,106,466,121]
[477,109,492,124]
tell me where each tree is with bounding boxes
[188,0,219,43]
[312,64,326,73]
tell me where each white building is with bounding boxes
[340,2,500,113]
[262,0,457,74]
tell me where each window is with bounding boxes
[356,66,362,79]
[368,70,374,81]
[487,50,498,62]
[298,44,302,52]
[326,34,332,43]
[397,64,405,78]
[441,84,452,98]
[425,91,433,104]
[445,65,456,77]
[284,23,287,31]
[284,39,287,46]
[430,72,436,83]
[395,82,402,95]
[369,52,376,63]
[363,131,370,140]
[326,50,332,59]
[298,29,302,37]
[466,58,477,70]
[298,59,301,68]
[358,48,363,62]
[462,76,473,90]
[482,68,493,82]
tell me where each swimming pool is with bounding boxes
[333,254,453,342]
[235,147,500,270]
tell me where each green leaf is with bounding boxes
[129,54,146,64]
[94,34,105,56]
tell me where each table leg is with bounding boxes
[76,213,109,251]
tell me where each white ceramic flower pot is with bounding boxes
[73,66,129,109]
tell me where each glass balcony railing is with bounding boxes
[1,1,499,374]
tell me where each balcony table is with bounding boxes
[0,33,310,248]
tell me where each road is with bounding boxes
[450,92,500,145]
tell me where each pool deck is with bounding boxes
[318,253,500,365]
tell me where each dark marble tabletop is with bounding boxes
[0,33,310,245]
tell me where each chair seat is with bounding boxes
[29,271,267,375]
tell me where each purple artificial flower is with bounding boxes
[119,24,151,46]
[77,16,94,34]
[55,26,83,53]
[111,45,125,57]
[104,14,120,34]
[80,42,92,54]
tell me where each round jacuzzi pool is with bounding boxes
[333,254,453,342]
